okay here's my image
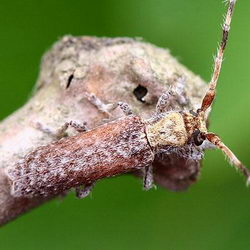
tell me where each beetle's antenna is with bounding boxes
[206,133,250,183]
[199,0,237,113]
[200,0,250,185]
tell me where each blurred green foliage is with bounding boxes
[1,0,250,249]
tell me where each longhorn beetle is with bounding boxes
[6,0,249,199]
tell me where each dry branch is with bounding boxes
[0,36,207,225]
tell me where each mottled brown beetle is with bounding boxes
[6,0,250,199]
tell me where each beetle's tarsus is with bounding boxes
[75,182,95,199]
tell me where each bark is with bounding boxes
[0,36,207,225]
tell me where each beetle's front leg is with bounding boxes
[156,77,189,113]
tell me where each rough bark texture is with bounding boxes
[0,36,207,225]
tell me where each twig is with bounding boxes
[0,36,207,225]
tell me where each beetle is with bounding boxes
[6,0,249,199]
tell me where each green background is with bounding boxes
[1,0,250,249]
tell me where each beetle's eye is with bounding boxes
[192,129,206,146]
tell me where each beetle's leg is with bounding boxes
[143,164,154,190]
[84,92,133,116]
[156,77,189,113]
[33,122,55,137]
[34,121,88,140]
[83,92,111,116]
[108,102,133,116]
[75,182,95,199]
[156,91,173,113]
[55,121,87,138]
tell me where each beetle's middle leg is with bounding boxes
[84,92,133,116]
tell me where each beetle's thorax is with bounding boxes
[145,111,207,149]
